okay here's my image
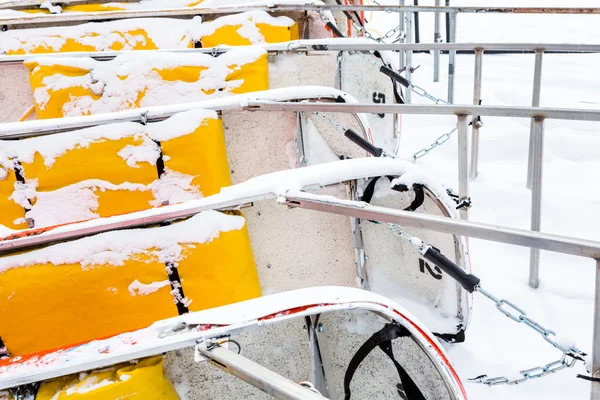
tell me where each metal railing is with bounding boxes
[1,4,598,26]
[281,191,600,398]
[1,38,598,289]
[0,0,139,9]
[1,95,599,395]
[243,101,600,287]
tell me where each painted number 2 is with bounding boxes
[372,92,386,118]
[420,259,443,280]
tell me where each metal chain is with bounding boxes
[412,126,458,161]
[315,9,458,161]
[311,111,346,133]
[383,222,588,386]
[469,354,578,386]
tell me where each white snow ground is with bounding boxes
[372,1,600,399]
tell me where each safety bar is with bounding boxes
[244,102,600,121]
[282,192,600,259]
[1,4,598,27]
[1,0,139,9]
[2,42,598,65]
[0,93,369,140]
[198,343,327,400]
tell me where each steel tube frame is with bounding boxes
[3,102,599,140]
[469,49,484,180]
[2,43,599,65]
[244,102,600,121]
[447,12,457,103]
[593,259,600,399]
[457,115,469,219]
[528,118,545,288]
[2,4,599,27]
[0,0,139,9]
[398,0,405,72]
[284,192,600,397]
[527,50,545,190]
[283,193,600,258]
[2,101,599,140]
[433,0,442,82]
[198,344,327,400]
[2,101,597,141]
[405,9,413,103]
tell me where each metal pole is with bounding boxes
[433,0,441,82]
[469,49,484,180]
[457,115,469,220]
[398,0,405,72]
[405,10,414,103]
[414,0,420,44]
[445,0,450,43]
[198,344,328,400]
[592,259,600,399]
[527,50,544,189]
[447,12,457,103]
[528,117,545,288]
[304,314,337,399]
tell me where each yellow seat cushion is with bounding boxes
[1,11,297,55]
[0,211,261,356]
[0,110,230,229]
[25,47,268,118]
[23,0,205,14]
[199,11,299,47]
[37,356,180,400]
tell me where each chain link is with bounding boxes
[314,8,464,161]
[477,287,586,358]
[383,222,588,386]
[469,353,579,386]
[412,126,458,161]
[311,111,346,133]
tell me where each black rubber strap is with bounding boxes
[152,137,187,316]
[422,246,481,293]
[379,65,411,88]
[13,160,35,228]
[361,177,425,213]
[166,260,190,315]
[373,51,406,104]
[433,327,466,344]
[0,336,9,358]
[343,323,425,400]
[152,140,166,179]
[344,129,383,157]
[577,374,600,383]
[326,21,345,39]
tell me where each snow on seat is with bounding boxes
[0,11,299,55]
[12,0,262,14]
[0,210,261,356]
[25,47,268,118]
[0,110,230,230]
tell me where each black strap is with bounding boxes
[361,177,424,212]
[13,160,35,228]
[166,260,190,315]
[152,139,166,179]
[577,374,600,383]
[344,323,426,400]
[150,140,188,316]
[0,336,9,359]
[373,51,406,104]
[433,326,466,344]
